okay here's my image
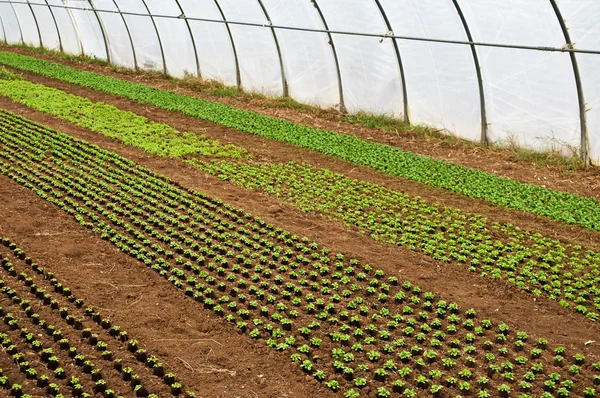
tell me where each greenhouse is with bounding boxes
[0,1,598,397]
[0,0,598,163]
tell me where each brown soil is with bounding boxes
[2,45,599,201]
[1,75,599,256]
[0,178,335,397]
[0,98,598,369]
[0,243,178,397]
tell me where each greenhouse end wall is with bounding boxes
[0,0,598,165]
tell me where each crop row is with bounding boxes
[191,158,600,322]
[0,67,247,159]
[0,235,195,397]
[1,71,597,324]
[0,51,598,232]
[0,110,598,397]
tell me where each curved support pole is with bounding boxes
[549,0,588,163]
[138,0,166,75]
[111,0,138,70]
[256,0,288,96]
[0,14,7,43]
[373,0,409,123]
[87,0,111,63]
[173,0,201,77]
[8,1,24,45]
[310,0,345,112]
[212,0,241,89]
[25,0,43,48]
[452,0,488,145]
[42,0,63,51]
[60,0,86,56]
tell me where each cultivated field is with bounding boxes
[0,47,598,397]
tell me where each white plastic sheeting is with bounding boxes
[11,2,40,47]
[0,0,598,164]
[93,0,135,69]
[114,0,162,72]
[144,0,197,78]
[217,0,283,96]
[261,0,339,107]
[29,2,60,51]
[317,1,404,116]
[45,0,81,55]
[559,0,600,165]
[178,0,237,86]
[459,0,581,155]
[381,0,481,141]
[0,3,22,44]
[65,1,107,60]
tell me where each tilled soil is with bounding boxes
[0,99,598,364]
[0,178,335,398]
[0,59,600,396]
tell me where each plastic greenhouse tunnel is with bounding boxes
[0,0,598,164]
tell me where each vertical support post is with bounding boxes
[256,0,288,97]
[452,0,488,145]
[372,0,409,123]
[548,0,589,164]
[310,0,345,112]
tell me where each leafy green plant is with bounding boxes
[0,108,598,398]
[1,51,599,234]
[0,66,22,80]
[0,79,247,160]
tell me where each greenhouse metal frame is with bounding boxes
[0,0,598,164]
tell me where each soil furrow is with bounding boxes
[0,113,599,396]
[0,100,599,359]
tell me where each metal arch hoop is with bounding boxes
[25,0,43,48]
[42,0,63,51]
[212,0,241,89]
[4,2,600,55]
[548,0,589,164]
[256,0,288,96]
[7,1,24,44]
[56,0,85,56]
[138,0,167,75]
[87,0,111,63]
[310,0,345,112]
[172,0,201,77]
[0,14,7,43]
[373,0,409,123]
[111,0,138,70]
[452,0,488,145]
